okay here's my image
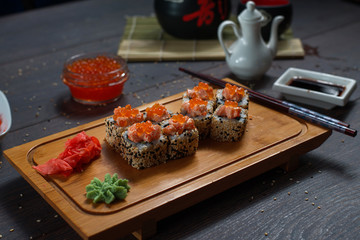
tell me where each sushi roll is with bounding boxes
[144,103,171,124]
[180,97,215,139]
[121,121,169,169]
[216,83,249,109]
[210,100,248,142]
[105,104,144,153]
[183,82,215,101]
[162,114,199,160]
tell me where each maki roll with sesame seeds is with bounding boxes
[105,104,144,153]
[216,83,249,109]
[121,121,169,169]
[144,103,172,124]
[180,97,215,139]
[210,100,248,142]
[162,114,199,160]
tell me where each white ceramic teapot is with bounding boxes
[218,1,284,81]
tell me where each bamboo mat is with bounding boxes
[117,16,305,62]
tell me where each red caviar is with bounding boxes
[224,100,238,108]
[223,83,245,102]
[181,97,208,117]
[62,53,129,105]
[113,104,144,127]
[171,114,187,124]
[146,103,170,122]
[163,114,195,135]
[133,121,154,136]
[127,121,161,143]
[66,56,121,75]
[189,97,207,109]
[187,82,214,100]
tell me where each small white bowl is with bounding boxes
[0,90,12,139]
[272,68,357,109]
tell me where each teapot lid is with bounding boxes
[239,1,263,22]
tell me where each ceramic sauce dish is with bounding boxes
[273,68,357,109]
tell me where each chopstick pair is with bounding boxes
[179,67,357,137]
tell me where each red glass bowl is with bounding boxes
[62,53,129,105]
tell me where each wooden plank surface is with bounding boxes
[1,0,360,239]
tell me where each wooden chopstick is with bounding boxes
[179,67,357,137]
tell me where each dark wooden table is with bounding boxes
[1,0,359,239]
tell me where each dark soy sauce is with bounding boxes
[287,76,346,96]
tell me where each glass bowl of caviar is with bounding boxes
[62,53,129,105]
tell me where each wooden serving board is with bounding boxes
[4,88,331,240]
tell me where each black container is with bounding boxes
[237,0,292,41]
[154,0,231,39]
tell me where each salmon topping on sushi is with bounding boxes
[181,98,208,117]
[222,83,246,102]
[163,114,196,136]
[215,100,242,119]
[146,103,170,122]
[186,82,214,100]
[127,121,161,143]
[113,104,144,127]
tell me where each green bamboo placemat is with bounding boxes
[117,16,304,62]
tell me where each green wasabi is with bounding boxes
[85,173,130,204]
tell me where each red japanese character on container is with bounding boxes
[155,0,231,39]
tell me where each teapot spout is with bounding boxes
[267,16,284,57]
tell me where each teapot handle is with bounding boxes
[217,20,241,59]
